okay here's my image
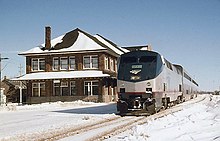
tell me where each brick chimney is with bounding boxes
[45,26,51,50]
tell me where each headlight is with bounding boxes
[147,98,152,102]
[147,82,151,86]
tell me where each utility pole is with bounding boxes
[0,53,9,105]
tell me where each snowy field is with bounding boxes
[0,94,220,141]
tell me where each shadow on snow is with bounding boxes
[52,103,117,115]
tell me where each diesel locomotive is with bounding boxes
[117,49,198,115]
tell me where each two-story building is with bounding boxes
[17,27,128,104]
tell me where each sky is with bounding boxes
[0,0,220,91]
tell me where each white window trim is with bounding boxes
[115,59,118,73]
[61,81,68,87]
[69,56,76,70]
[31,58,45,72]
[60,57,68,70]
[60,81,68,96]
[32,82,45,97]
[83,55,98,69]
[84,80,99,96]
[70,81,76,95]
[110,58,114,71]
[53,57,59,71]
[104,56,109,70]
[53,80,60,96]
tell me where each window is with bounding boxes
[39,59,45,70]
[110,58,114,71]
[121,57,137,63]
[70,81,76,95]
[60,57,68,70]
[184,72,191,81]
[53,57,59,70]
[53,80,60,96]
[84,81,99,95]
[61,81,69,96]
[69,56,75,70]
[139,56,156,63]
[104,57,109,70]
[165,59,173,71]
[32,59,38,71]
[83,56,98,69]
[32,83,39,97]
[32,58,45,71]
[115,60,117,72]
[32,82,45,97]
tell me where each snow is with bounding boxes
[1,94,220,141]
[110,94,220,141]
[19,30,111,55]
[60,32,105,52]
[43,34,64,48]
[94,35,128,55]
[15,70,110,80]
[20,47,44,55]
[19,35,64,55]
[0,100,117,140]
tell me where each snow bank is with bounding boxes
[0,100,102,112]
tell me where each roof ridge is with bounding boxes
[77,29,121,55]
[95,34,126,53]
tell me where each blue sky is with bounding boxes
[0,0,220,91]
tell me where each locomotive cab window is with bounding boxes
[139,56,157,63]
[121,57,137,63]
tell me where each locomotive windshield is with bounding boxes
[118,51,163,82]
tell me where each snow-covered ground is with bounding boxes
[0,94,220,141]
[0,101,117,140]
[109,94,220,141]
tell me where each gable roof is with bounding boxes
[2,77,26,89]
[19,28,128,56]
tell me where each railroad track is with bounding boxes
[59,94,206,141]
[5,95,206,141]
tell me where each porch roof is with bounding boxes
[15,71,110,81]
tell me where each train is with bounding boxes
[117,49,199,115]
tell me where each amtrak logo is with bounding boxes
[130,69,141,75]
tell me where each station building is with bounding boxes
[17,27,128,104]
